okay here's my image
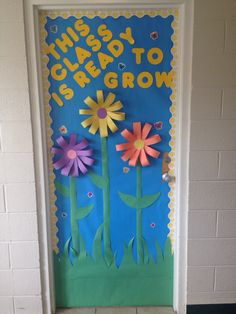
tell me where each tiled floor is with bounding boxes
[57,307,175,314]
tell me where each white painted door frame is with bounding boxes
[23,1,193,313]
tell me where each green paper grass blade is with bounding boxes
[119,191,161,209]
[89,171,106,189]
[63,237,72,257]
[70,246,78,257]
[142,237,149,264]
[122,237,135,265]
[55,181,70,197]
[93,224,104,261]
[104,247,114,267]
[76,204,93,220]
[155,240,164,264]
[78,236,87,261]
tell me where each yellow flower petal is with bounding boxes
[79,109,95,115]
[99,118,108,137]
[96,90,104,105]
[81,116,94,128]
[108,111,125,121]
[103,92,116,108]
[108,101,123,112]
[89,119,99,134]
[107,116,118,133]
[84,96,99,110]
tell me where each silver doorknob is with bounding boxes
[162,172,174,183]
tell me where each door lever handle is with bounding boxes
[162,172,175,183]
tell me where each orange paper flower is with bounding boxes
[116,122,161,167]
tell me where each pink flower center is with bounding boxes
[97,108,107,119]
[67,149,77,159]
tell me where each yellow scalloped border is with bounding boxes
[39,8,179,253]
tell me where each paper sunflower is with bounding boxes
[51,134,94,176]
[79,90,125,137]
[116,122,161,167]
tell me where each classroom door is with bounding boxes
[39,7,178,307]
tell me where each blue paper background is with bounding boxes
[45,14,174,266]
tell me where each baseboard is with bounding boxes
[187,304,236,314]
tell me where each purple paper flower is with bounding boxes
[51,134,94,177]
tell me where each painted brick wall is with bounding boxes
[0,1,43,313]
[187,0,236,305]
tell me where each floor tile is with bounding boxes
[57,308,95,314]
[96,307,136,314]
[137,307,174,314]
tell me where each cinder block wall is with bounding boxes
[187,0,236,305]
[0,1,42,313]
[0,0,236,313]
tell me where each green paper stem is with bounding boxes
[70,176,80,254]
[136,163,143,264]
[101,137,113,264]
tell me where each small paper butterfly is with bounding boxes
[87,192,93,198]
[150,31,158,40]
[154,121,163,130]
[118,62,126,71]
[59,125,68,134]
[123,167,130,174]
[50,25,58,33]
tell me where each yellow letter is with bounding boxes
[74,19,90,36]
[122,72,134,88]
[86,35,102,52]
[107,40,124,58]
[97,24,112,42]
[147,48,163,65]
[120,27,135,45]
[59,84,74,100]
[132,48,145,64]
[73,71,90,88]
[155,71,174,88]
[63,58,79,72]
[51,64,67,81]
[45,43,60,60]
[137,72,153,88]
[66,27,79,42]
[75,47,91,64]
[52,92,63,106]
[98,52,114,70]
[55,33,73,53]
[104,72,118,89]
[85,61,101,78]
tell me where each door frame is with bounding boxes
[23,1,193,313]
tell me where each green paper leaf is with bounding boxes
[119,191,161,209]
[89,171,106,189]
[139,192,161,209]
[118,192,137,208]
[55,181,70,197]
[76,204,93,220]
